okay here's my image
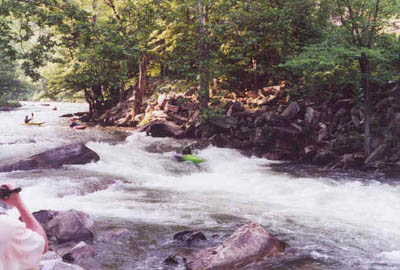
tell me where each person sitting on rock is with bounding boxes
[0,183,48,270]
[69,117,78,128]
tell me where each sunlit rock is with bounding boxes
[0,143,100,172]
[185,222,285,270]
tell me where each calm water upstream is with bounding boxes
[0,102,400,270]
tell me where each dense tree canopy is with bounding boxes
[1,0,400,153]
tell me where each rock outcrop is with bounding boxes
[0,144,100,172]
[93,80,400,172]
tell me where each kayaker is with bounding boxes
[174,145,205,164]
[69,117,78,128]
[24,115,32,124]
[0,183,49,270]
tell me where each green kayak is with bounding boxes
[182,154,205,164]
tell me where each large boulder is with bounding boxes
[0,144,100,172]
[48,210,95,243]
[208,116,237,131]
[184,222,285,270]
[143,120,184,138]
[34,209,95,244]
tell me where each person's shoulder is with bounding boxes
[0,214,25,230]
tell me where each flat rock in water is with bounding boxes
[185,222,285,270]
[0,143,100,172]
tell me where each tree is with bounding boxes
[284,0,400,157]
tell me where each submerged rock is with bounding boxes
[173,231,207,246]
[60,113,74,117]
[0,143,100,172]
[184,222,285,270]
[99,228,134,243]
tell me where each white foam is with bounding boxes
[2,102,400,269]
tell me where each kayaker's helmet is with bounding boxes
[70,117,75,121]
[174,154,184,162]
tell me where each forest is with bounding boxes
[1,0,400,168]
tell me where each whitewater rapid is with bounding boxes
[1,102,400,270]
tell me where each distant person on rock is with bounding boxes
[0,183,48,270]
[69,117,78,128]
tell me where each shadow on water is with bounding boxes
[268,162,400,185]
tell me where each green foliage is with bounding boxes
[1,0,399,116]
[200,106,225,122]
[283,0,400,100]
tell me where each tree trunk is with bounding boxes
[119,81,125,103]
[197,0,209,112]
[134,52,148,115]
[91,85,103,115]
[84,89,94,117]
[359,52,372,157]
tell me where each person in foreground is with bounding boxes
[0,184,49,270]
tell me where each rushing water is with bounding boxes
[1,102,400,270]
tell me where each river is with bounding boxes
[1,102,400,270]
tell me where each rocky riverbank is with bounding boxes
[35,209,286,270]
[74,80,400,173]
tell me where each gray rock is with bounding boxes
[62,241,95,263]
[173,231,207,246]
[0,107,13,111]
[46,210,95,243]
[41,259,85,270]
[145,120,184,138]
[99,228,133,243]
[0,144,100,172]
[281,101,300,119]
[304,107,320,127]
[313,149,336,166]
[41,252,86,270]
[185,222,285,270]
[208,116,237,130]
[211,133,230,148]
[33,210,59,231]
